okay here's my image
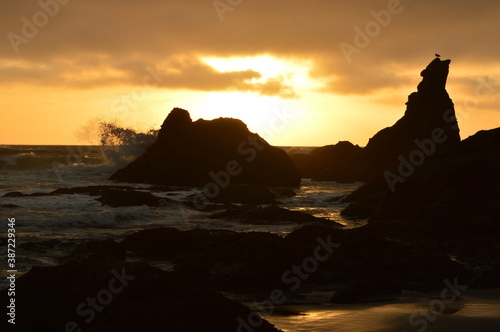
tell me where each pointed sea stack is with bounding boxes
[359,58,460,180]
[342,58,463,218]
[289,58,460,183]
[110,108,300,187]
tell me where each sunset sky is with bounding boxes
[1,0,500,146]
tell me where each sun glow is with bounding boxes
[183,92,302,140]
[166,55,315,144]
[201,55,315,89]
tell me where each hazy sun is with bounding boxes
[110,55,317,146]
[191,92,296,130]
[188,55,314,140]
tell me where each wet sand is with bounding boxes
[263,288,500,332]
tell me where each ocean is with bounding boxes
[3,145,500,332]
[0,144,364,287]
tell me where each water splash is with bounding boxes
[76,118,159,167]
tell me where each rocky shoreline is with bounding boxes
[1,58,499,331]
[2,215,498,331]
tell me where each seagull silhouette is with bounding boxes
[435,53,441,58]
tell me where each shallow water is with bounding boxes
[0,145,365,289]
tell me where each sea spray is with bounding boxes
[76,119,159,167]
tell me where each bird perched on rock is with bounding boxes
[435,53,441,58]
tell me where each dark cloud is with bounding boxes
[1,0,500,96]
[0,56,297,97]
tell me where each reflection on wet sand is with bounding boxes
[264,289,500,332]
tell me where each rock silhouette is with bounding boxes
[363,127,500,226]
[292,58,461,183]
[0,261,280,332]
[110,108,300,187]
[289,141,363,181]
[360,57,460,180]
[341,60,500,226]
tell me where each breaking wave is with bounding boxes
[0,121,159,171]
[97,121,158,167]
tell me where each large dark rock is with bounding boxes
[110,108,300,187]
[340,58,473,220]
[0,262,281,332]
[175,231,294,288]
[116,227,297,289]
[289,58,460,184]
[57,223,497,301]
[117,227,295,289]
[120,227,197,259]
[371,128,500,224]
[290,141,364,181]
[68,239,126,263]
[359,58,460,181]
[342,127,500,228]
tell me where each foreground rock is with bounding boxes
[110,108,300,187]
[120,227,197,259]
[119,228,294,288]
[65,223,499,302]
[0,262,281,332]
[120,225,473,293]
[68,239,126,263]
